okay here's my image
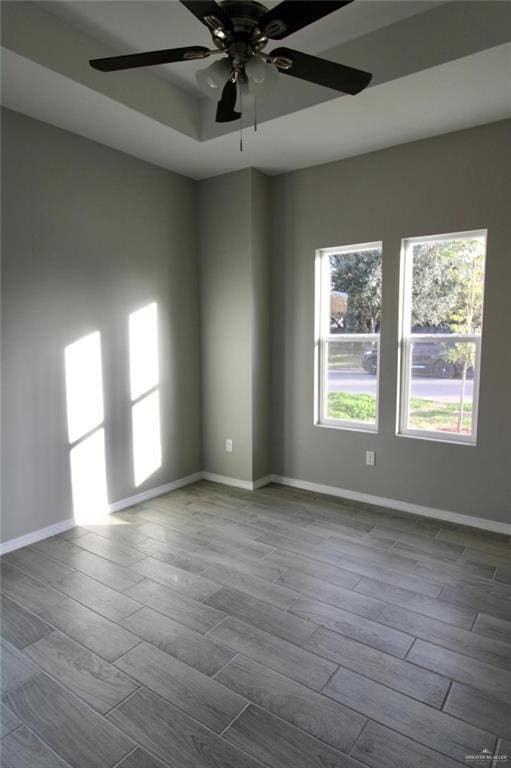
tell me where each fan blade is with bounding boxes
[90,46,210,72]
[216,80,241,123]
[260,1,353,40]
[180,1,233,31]
[271,47,372,95]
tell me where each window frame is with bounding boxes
[398,229,486,446]
[314,241,382,432]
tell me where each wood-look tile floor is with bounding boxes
[1,481,511,768]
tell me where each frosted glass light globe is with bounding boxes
[196,59,232,100]
[245,58,278,98]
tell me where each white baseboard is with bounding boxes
[0,518,75,555]
[0,472,203,555]
[3,469,507,555]
[201,472,273,491]
[109,472,203,513]
[272,474,511,535]
[252,474,274,490]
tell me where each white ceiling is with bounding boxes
[41,0,443,97]
[2,1,511,179]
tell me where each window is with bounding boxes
[399,231,486,443]
[315,242,382,430]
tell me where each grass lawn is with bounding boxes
[328,392,472,432]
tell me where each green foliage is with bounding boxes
[329,250,381,332]
[328,392,473,433]
[328,239,484,336]
[411,239,484,331]
[328,393,376,422]
[408,398,473,433]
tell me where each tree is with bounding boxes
[443,240,485,431]
[329,250,381,332]
[413,238,484,432]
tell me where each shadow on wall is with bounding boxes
[64,302,162,525]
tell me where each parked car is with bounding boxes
[362,341,471,379]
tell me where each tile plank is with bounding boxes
[223,704,364,768]
[352,720,468,768]
[277,569,384,619]
[24,631,139,714]
[323,666,496,763]
[130,557,219,600]
[52,572,141,622]
[444,682,511,739]
[379,603,511,672]
[117,747,169,768]
[0,702,21,738]
[38,598,140,662]
[407,639,511,705]
[70,532,145,566]
[216,655,365,752]
[208,616,337,691]
[264,549,362,589]
[0,725,72,768]
[205,587,317,644]
[354,576,476,628]
[0,563,65,614]
[0,594,53,649]
[120,606,234,676]
[31,537,144,592]
[202,564,298,610]
[115,641,247,733]
[124,579,225,633]
[0,639,38,696]
[108,687,265,768]
[4,673,133,768]
[290,596,413,657]
[473,613,511,644]
[306,627,449,707]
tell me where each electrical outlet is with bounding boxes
[366,450,375,466]
[225,438,233,453]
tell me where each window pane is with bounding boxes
[406,339,476,435]
[65,331,104,443]
[129,302,159,400]
[328,246,382,334]
[410,237,485,334]
[325,341,378,425]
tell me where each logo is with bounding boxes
[466,746,509,763]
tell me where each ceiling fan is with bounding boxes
[90,0,372,124]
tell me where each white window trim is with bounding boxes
[398,230,486,445]
[314,242,382,432]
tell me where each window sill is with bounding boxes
[397,431,476,447]
[315,420,378,434]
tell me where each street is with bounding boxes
[328,370,474,402]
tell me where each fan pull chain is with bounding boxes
[254,95,258,132]
[238,80,243,152]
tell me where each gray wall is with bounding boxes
[2,108,509,543]
[198,168,272,483]
[272,120,511,524]
[1,108,201,542]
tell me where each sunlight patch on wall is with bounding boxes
[69,428,109,523]
[65,331,104,443]
[129,302,159,400]
[65,331,109,523]
[129,302,162,487]
[132,390,162,487]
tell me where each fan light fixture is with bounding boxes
[89,0,373,149]
[196,59,232,100]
